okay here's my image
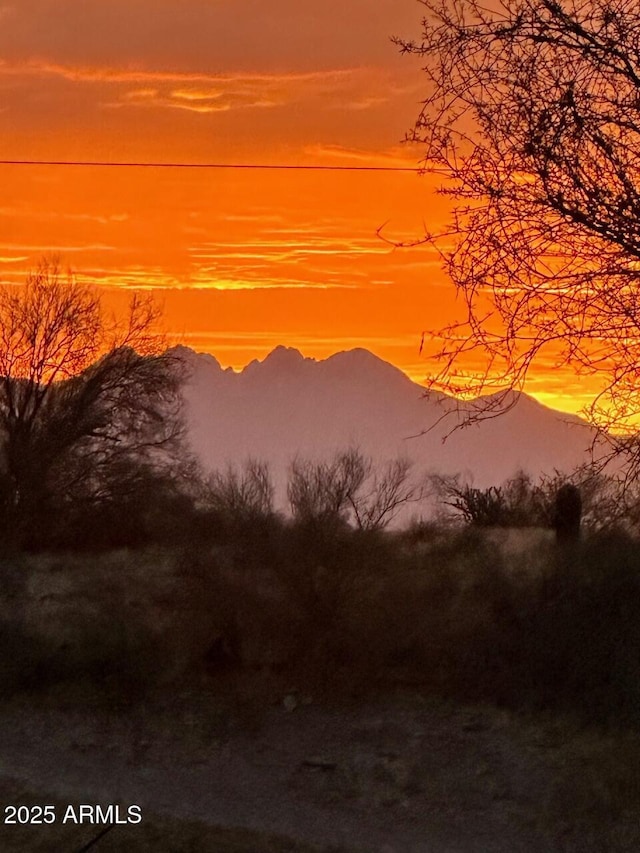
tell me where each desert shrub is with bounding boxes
[260,523,640,726]
[434,471,548,527]
[0,550,190,697]
[175,542,313,676]
[383,528,640,725]
[434,467,632,534]
[174,514,639,726]
[4,508,640,727]
[522,533,640,724]
[15,464,207,554]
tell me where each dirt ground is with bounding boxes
[0,681,638,852]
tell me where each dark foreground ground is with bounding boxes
[0,679,638,853]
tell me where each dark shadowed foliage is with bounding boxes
[553,483,582,542]
[288,448,425,534]
[0,258,190,549]
[435,466,630,534]
[204,459,275,527]
[434,470,549,527]
[1,497,640,727]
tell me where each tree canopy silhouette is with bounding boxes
[0,258,186,547]
[397,0,640,472]
[288,449,424,531]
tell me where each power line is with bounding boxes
[0,158,433,173]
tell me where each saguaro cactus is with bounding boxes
[553,484,582,544]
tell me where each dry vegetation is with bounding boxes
[1,469,640,849]
[2,507,640,726]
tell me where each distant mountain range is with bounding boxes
[174,346,597,507]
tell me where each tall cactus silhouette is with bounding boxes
[553,484,582,543]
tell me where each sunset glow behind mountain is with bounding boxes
[0,1,602,414]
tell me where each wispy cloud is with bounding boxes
[189,235,388,261]
[183,231,392,290]
[0,242,115,253]
[185,331,419,347]
[0,59,408,115]
[0,60,353,86]
[60,264,360,292]
[304,143,422,169]
[175,330,423,361]
[0,208,129,225]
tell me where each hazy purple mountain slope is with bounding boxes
[175,345,596,489]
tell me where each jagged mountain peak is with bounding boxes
[167,345,223,371]
[322,347,415,383]
[242,346,308,376]
[180,344,597,498]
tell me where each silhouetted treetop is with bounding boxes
[0,258,187,547]
[397,0,640,475]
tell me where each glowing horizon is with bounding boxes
[0,1,608,418]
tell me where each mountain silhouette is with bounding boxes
[174,346,597,501]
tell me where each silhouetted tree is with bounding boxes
[205,458,275,523]
[396,0,640,475]
[0,258,185,546]
[287,454,356,533]
[288,449,424,531]
[346,453,425,530]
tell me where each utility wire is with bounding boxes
[0,158,438,173]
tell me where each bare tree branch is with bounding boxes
[397,0,640,470]
[0,257,186,545]
[288,449,426,531]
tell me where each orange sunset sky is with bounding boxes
[0,0,601,414]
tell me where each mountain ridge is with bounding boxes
[174,345,597,496]
[171,343,583,419]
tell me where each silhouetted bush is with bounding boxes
[4,496,640,728]
[434,467,629,534]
